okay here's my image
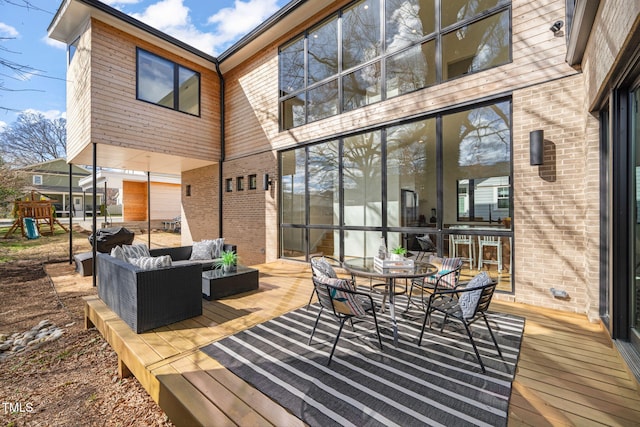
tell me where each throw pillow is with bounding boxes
[203,238,225,258]
[122,244,150,260]
[190,240,215,260]
[310,257,338,278]
[458,272,491,319]
[129,255,172,270]
[110,245,126,262]
[314,276,365,317]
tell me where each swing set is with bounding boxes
[3,192,69,239]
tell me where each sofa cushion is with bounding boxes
[129,255,172,270]
[122,244,151,260]
[190,240,215,260]
[209,238,225,258]
[110,245,127,262]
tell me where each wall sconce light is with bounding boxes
[550,20,563,35]
[530,130,544,166]
[263,173,273,191]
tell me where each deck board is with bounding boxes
[49,261,640,427]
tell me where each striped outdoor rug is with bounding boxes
[202,291,524,427]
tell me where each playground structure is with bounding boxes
[3,195,69,239]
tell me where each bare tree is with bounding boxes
[0,111,66,165]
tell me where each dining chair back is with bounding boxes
[405,256,462,311]
[307,255,341,308]
[308,275,383,365]
[418,272,502,372]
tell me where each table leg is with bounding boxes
[389,278,398,346]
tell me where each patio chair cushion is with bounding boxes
[122,243,151,260]
[459,272,491,319]
[190,240,216,260]
[128,255,172,270]
[314,276,366,317]
[110,245,126,262]
[310,257,338,278]
[424,256,461,289]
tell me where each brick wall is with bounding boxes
[219,152,278,266]
[181,165,220,245]
[510,73,600,320]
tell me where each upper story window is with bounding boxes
[136,48,200,116]
[33,175,43,186]
[279,0,511,130]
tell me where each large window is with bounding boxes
[279,0,511,130]
[137,49,200,116]
[280,98,513,290]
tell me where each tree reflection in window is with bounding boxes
[342,0,381,71]
[278,0,511,129]
[343,131,382,226]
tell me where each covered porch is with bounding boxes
[46,260,640,426]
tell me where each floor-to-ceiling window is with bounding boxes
[279,0,511,130]
[279,98,513,291]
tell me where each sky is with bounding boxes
[0,0,287,129]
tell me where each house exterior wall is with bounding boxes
[67,18,221,166]
[55,0,640,322]
[149,182,181,220]
[122,181,147,221]
[215,0,600,317]
[582,0,640,108]
[181,165,220,245]
[220,152,278,266]
[66,18,92,163]
[512,74,600,319]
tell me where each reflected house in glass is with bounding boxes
[49,0,640,376]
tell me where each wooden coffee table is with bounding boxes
[201,266,259,300]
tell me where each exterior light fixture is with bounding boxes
[550,20,563,35]
[530,130,544,166]
[263,173,273,191]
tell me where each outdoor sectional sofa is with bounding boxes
[96,243,237,333]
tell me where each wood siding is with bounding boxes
[123,181,147,221]
[66,18,93,163]
[68,19,221,167]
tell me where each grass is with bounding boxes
[0,225,92,264]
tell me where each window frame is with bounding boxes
[278,0,512,130]
[33,175,43,186]
[136,48,201,117]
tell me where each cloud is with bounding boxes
[130,0,218,54]
[129,0,281,56]
[207,0,280,43]
[0,22,20,38]
[102,0,141,6]
[43,36,66,50]
[23,109,66,121]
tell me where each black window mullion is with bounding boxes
[338,138,345,260]
[435,115,444,256]
[381,127,388,238]
[435,0,443,84]
[173,63,179,110]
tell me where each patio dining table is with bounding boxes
[342,257,437,346]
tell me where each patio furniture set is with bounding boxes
[80,230,258,333]
[309,254,502,372]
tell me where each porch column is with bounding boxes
[69,162,73,264]
[147,171,151,249]
[92,143,97,288]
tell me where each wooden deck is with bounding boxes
[48,261,640,426]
